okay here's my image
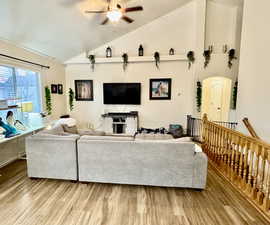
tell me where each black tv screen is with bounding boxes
[103,83,141,105]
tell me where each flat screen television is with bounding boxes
[103,83,141,105]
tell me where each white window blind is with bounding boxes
[0,66,15,100]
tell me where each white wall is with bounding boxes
[237,0,270,142]
[0,39,67,119]
[65,0,243,129]
[200,1,241,82]
[196,1,242,121]
[65,2,196,129]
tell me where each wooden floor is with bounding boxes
[0,161,269,225]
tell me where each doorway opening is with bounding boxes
[201,77,232,121]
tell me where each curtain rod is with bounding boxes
[0,53,50,69]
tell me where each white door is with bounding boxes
[202,77,232,121]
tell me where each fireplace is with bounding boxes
[102,112,138,135]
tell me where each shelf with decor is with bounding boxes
[65,54,188,65]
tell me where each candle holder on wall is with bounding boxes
[106,47,112,58]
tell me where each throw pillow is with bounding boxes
[62,124,78,134]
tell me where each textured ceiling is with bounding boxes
[0,0,192,61]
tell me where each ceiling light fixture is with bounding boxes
[106,9,122,22]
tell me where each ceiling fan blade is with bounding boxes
[124,6,143,13]
[85,10,107,13]
[122,16,134,24]
[101,18,109,25]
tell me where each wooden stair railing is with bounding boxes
[202,114,270,220]
[243,117,260,139]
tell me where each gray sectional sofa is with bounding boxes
[26,127,208,189]
[78,136,208,189]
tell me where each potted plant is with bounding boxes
[122,53,128,71]
[45,86,52,115]
[69,88,75,112]
[203,50,211,68]
[154,52,160,69]
[196,81,202,112]
[228,49,237,69]
[88,55,95,72]
[232,81,238,109]
[187,51,195,69]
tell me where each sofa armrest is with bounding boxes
[27,133,80,141]
[192,152,208,189]
[26,133,79,180]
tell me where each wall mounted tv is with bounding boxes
[103,83,141,105]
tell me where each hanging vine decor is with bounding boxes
[154,52,160,69]
[45,86,52,115]
[228,49,237,69]
[196,81,202,112]
[122,53,129,71]
[187,51,195,69]
[87,55,95,72]
[203,50,211,68]
[232,81,238,109]
[69,88,75,112]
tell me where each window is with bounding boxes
[0,65,41,113]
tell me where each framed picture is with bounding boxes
[51,84,58,94]
[149,78,172,100]
[75,80,93,101]
[58,84,63,95]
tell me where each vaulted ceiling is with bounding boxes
[0,0,193,61]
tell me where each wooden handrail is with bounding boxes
[202,114,270,219]
[243,117,260,139]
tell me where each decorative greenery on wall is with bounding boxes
[122,53,128,71]
[45,86,52,115]
[232,81,238,109]
[69,88,75,111]
[196,81,202,112]
[203,50,211,68]
[187,51,195,69]
[228,49,237,69]
[154,52,160,69]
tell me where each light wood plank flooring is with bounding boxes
[0,160,269,225]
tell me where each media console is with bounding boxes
[102,112,139,135]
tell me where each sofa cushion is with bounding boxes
[54,118,77,127]
[80,135,134,141]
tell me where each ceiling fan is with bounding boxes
[85,0,143,25]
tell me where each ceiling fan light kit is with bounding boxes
[106,9,122,22]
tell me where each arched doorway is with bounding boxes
[201,77,232,121]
